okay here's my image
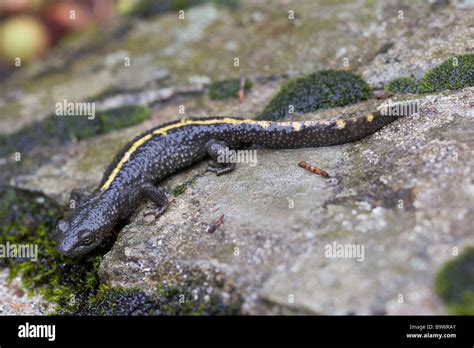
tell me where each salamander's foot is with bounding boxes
[204,139,236,176]
[206,160,235,176]
[141,184,170,219]
[143,203,169,218]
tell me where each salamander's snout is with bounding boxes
[54,219,86,257]
[56,219,68,234]
[55,240,70,256]
[53,214,111,258]
[53,194,118,257]
[54,219,75,256]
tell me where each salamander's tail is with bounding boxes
[319,99,418,146]
[250,100,418,148]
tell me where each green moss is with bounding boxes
[0,187,102,313]
[126,0,239,18]
[208,78,252,100]
[159,283,241,315]
[0,105,150,157]
[435,247,474,315]
[60,285,160,315]
[0,186,240,315]
[419,54,474,93]
[258,70,372,120]
[173,177,196,197]
[64,282,241,315]
[97,105,150,133]
[385,76,418,94]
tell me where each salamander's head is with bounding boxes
[55,197,116,257]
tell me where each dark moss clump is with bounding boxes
[126,0,239,18]
[0,186,241,315]
[419,54,474,93]
[0,187,61,266]
[0,105,150,157]
[97,104,151,133]
[385,76,419,94]
[157,283,242,315]
[60,283,241,315]
[0,186,103,312]
[173,177,196,197]
[258,70,372,121]
[435,247,474,315]
[208,78,252,100]
[0,187,60,233]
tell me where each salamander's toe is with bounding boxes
[206,160,235,176]
[143,200,172,219]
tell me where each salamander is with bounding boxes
[55,108,407,257]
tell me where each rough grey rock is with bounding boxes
[2,1,473,315]
[0,269,52,315]
[361,4,474,88]
[3,0,443,134]
[97,88,474,314]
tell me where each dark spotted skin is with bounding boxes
[55,111,403,257]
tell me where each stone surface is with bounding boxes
[2,0,441,134]
[1,1,473,314]
[98,88,474,314]
[361,3,474,88]
[0,269,51,315]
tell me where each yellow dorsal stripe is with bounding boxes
[101,133,153,190]
[99,117,340,190]
[101,118,256,190]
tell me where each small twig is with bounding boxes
[239,76,246,103]
[207,214,225,234]
[374,90,394,100]
[298,160,330,178]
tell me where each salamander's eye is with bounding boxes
[82,235,94,246]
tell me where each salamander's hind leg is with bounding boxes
[141,184,169,218]
[205,139,236,176]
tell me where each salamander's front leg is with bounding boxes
[205,139,236,176]
[141,184,169,218]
